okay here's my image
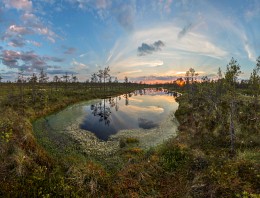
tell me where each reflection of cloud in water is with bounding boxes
[125,105,164,113]
[138,118,158,129]
[128,98,143,102]
[142,95,176,104]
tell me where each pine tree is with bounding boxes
[38,69,49,83]
[224,57,241,156]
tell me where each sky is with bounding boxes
[0,0,259,83]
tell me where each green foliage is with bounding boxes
[249,57,260,99]
[0,118,13,143]
[126,137,139,144]
[236,191,260,198]
[5,167,77,197]
[119,137,139,148]
[172,57,260,196]
[225,57,241,88]
[119,138,127,148]
[159,143,190,171]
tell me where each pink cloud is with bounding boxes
[21,12,35,21]
[27,40,42,47]
[8,25,32,35]
[35,27,57,43]
[96,0,111,9]
[3,0,32,11]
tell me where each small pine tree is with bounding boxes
[224,57,241,156]
[38,69,49,83]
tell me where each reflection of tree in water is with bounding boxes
[167,91,179,98]
[90,98,111,126]
[138,89,147,95]
[115,97,119,111]
[89,89,177,126]
[108,97,115,108]
[123,93,129,106]
[90,96,122,125]
[108,97,119,112]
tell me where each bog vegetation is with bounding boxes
[0,58,259,197]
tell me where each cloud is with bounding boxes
[8,25,32,35]
[3,0,32,11]
[130,71,212,83]
[8,38,26,47]
[244,1,260,21]
[79,52,89,57]
[191,2,257,63]
[138,118,158,129]
[157,0,173,14]
[0,71,17,80]
[44,56,64,62]
[27,40,41,47]
[65,0,135,31]
[64,47,76,54]
[96,0,111,9]
[114,3,135,31]
[135,26,226,58]
[244,41,255,62]
[1,2,61,46]
[1,25,31,44]
[107,24,228,81]
[123,69,142,74]
[137,40,165,56]
[114,58,164,68]
[0,50,21,67]
[0,50,64,71]
[1,10,60,46]
[21,12,35,21]
[20,51,47,69]
[2,23,59,46]
[34,27,58,43]
[46,69,78,75]
[138,43,155,55]
[164,0,173,13]
[71,59,88,71]
[130,75,187,83]
[21,12,43,28]
[178,23,193,39]
[3,28,41,47]
[134,75,175,81]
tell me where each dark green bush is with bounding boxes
[159,143,190,171]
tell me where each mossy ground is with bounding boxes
[0,83,259,197]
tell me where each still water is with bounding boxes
[80,89,179,140]
[34,88,179,148]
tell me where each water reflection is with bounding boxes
[80,88,179,141]
[90,100,111,126]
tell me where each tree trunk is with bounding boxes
[230,101,235,156]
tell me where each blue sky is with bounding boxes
[0,0,259,82]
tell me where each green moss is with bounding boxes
[125,137,139,144]
[159,142,190,171]
[0,82,259,197]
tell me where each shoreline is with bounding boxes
[33,91,180,160]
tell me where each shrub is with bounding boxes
[159,143,190,171]
[125,137,139,144]
[0,118,13,143]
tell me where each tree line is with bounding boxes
[177,56,260,156]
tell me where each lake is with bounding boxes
[33,88,180,153]
[80,88,179,140]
